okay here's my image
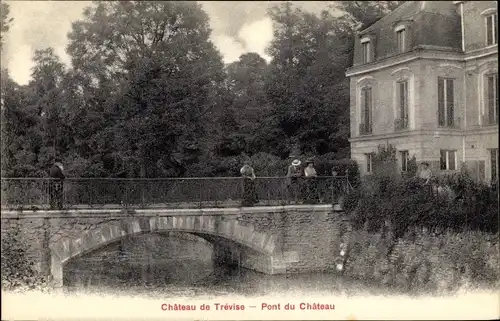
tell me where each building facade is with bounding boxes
[346,1,498,183]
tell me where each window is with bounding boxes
[491,148,498,181]
[360,87,373,133]
[397,80,409,128]
[438,77,455,127]
[361,40,371,64]
[486,73,498,125]
[440,150,457,171]
[486,13,497,45]
[396,28,406,53]
[401,150,409,172]
[365,153,373,173]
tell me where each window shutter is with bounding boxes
[495,75,499,123]
[448,151,456,171]
[491,149,498,180]
[488,74,498,124]
[360,88,366,128]
[438,78,445,126]
[371,36,378,61]
[440,150,447,170]
[487,15,493,45]
[495,14,498,45]
[367,88,372,131]
[399,82,405,119]
[403,81,408,120]
[446,79,454,126]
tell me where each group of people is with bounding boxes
[47,158,440,209]
[240,158,322,206]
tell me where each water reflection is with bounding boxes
[63,232,394,298]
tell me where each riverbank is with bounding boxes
[344,229,500,294]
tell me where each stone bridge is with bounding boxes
[1,204,350,288]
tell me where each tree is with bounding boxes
[0,68,44,177]
[337,1,405,31]
[219,52,273,156]
[264,3,351,158]
[66,1,227,177]
[0,2,13,48]
[24,48,69,172]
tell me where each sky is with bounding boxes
[2,1,338,86]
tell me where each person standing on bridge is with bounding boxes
[286,159,302,204]
[240,161,258,207]
[49,161,65,210]
[303,159,319,204]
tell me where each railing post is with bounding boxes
[198,179,203,209]
[89,179,93,208]
[141,180,146,207]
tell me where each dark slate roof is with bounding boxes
[359,1,459,35]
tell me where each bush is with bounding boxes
[346,172,498,235]
[311,153,361,186]
[344,143,498,235]
[249,152,289,177]
[1,225,48,292]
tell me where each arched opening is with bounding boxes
[63,231,218,290]
[50,217,280,289]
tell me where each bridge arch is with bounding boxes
[49,215,281,287]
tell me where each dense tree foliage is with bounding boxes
[1,1,13,47]
[1,1,405,178]
[1,225,48,291]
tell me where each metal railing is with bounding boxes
[0,176,353,210]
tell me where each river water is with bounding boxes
[62,232,391,298]
[4,233,499,320]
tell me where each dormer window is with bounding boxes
[395,25,407,53]
[361,37,372,64]
[485,12,497,45]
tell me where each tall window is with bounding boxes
[486,73,498,125]
[438,77,454,127]
[396,28,406,53]
[361,87,373,133]
[440,150,457,171]
[400,150,409,172]
[491,148,498,182]
[365,153,373,173]
[397,80,409,128]
[362,40,371,64]
[486,13,497,45]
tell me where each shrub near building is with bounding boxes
[342,145,499,293]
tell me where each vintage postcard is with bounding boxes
[1,1,498,320]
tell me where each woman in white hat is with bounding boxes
[240,160,258,206]
[286,159,302,203]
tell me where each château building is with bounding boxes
[346,1,498,182]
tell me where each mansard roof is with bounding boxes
[359,1,460,36]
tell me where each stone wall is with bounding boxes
[344,228,499,292]
[1,205,343,287]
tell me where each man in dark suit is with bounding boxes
[49,161,65,210]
